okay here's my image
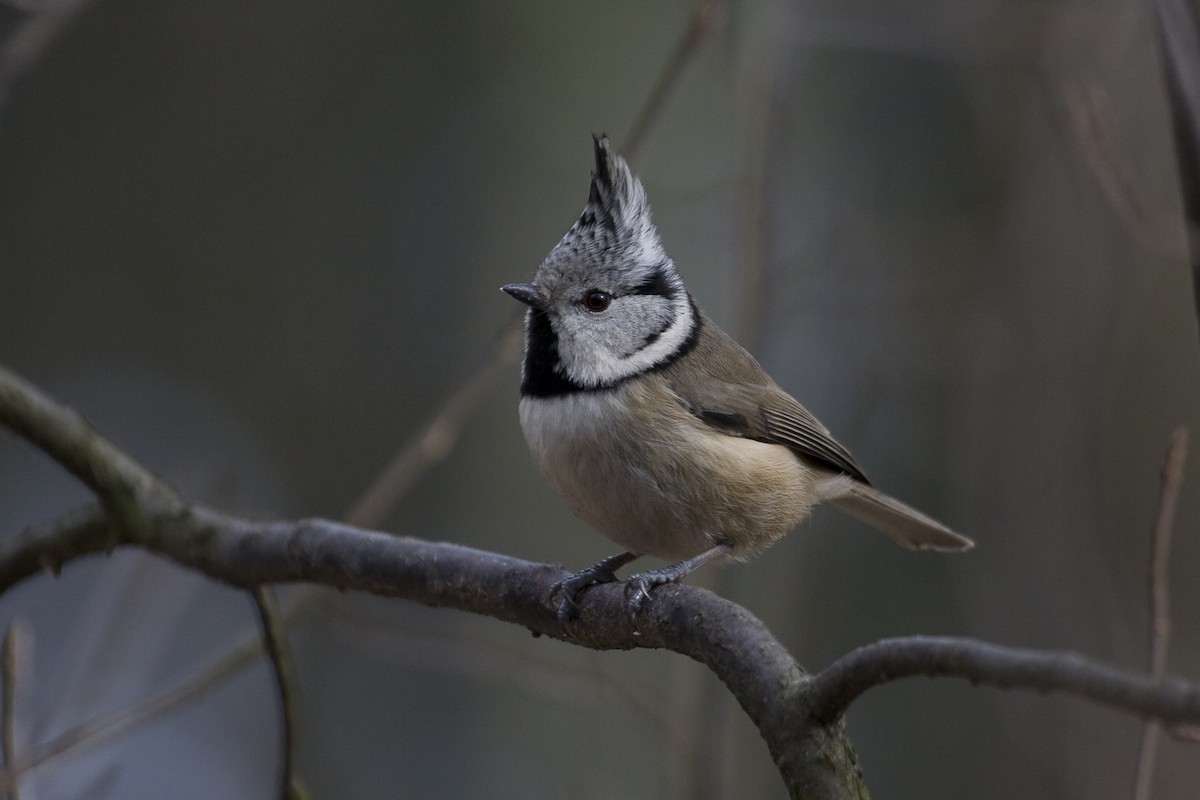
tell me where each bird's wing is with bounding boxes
[671,377,870,484]
[660,313,869,483]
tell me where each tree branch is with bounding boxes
[807,636,1200,726]
[0,504,112,587]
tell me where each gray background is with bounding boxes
[0,1,1198,798]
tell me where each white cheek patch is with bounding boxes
[558,292,696,388]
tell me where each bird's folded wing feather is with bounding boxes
[666,374,870,484]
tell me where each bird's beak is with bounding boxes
[501,283,548,310]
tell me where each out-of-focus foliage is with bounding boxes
[0,1,1197,798]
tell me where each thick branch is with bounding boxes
[2,507,862,799]
[807,636,1200,726]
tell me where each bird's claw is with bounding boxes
[548,552,639,623]
[623,577,653,618]
[549,563,621,623]
[622,568,680,618]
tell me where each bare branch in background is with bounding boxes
[252,587,307,800]
[1,620,31,800]
[0,619,261,794]
[1132,426,1189,800]
[0,0,97,127]
[1064,81,1152,245]
[1154,0,1200,319]
[344,314,523,529]
[1171,723,1200,743]
[621,0,725,161]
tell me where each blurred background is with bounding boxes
[1,0,1198,798]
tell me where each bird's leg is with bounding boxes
[551,551,640,621]
[625,543,733,616]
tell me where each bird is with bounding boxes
[502,136,972,619]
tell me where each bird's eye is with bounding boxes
[582,289,612,312]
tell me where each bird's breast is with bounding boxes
[518,378,820,561]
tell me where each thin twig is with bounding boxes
[313,601,679,742]
[0,0,97,128]
[252,587,305,800]
[621,0,725,161]
[2,627,16,799]
[1064,81,1150,245]
[1,620,31,800]
[732,56,773,353]
[686,19,777,794]
[1153,0,1200,322]
[1133,426,1189,800]
[0,626,262,793]
[343,312,523,529]
[1171,723,1200,743]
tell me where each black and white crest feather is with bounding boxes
[580,135,649,233]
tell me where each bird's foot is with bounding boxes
[623,563,692,617]
[623,543,735,617]
[549,551,638,622]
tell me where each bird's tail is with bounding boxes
[829,481,974,551]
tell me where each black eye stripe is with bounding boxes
[630,265,676,297]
